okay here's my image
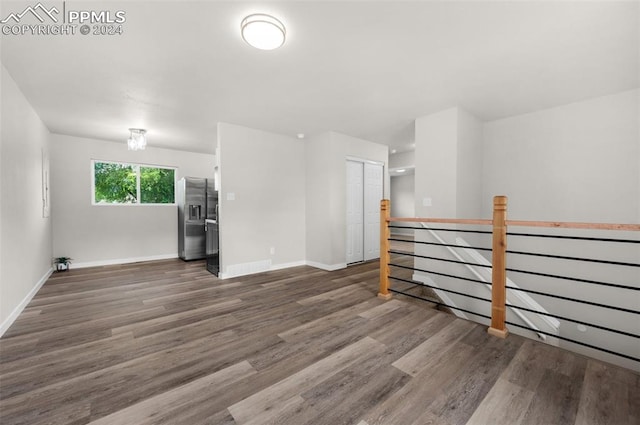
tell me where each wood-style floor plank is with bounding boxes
[574,360,636,425]
[425,332,524,425]
[392,318,476,377]
[0,257,637,425]
[465,378,535,425]
[364,341,479,425]
[227,336,386,424]
[88,360,257,425]
[519,367,585,425]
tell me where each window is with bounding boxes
[92,160,176,205]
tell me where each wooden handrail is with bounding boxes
[390,217,639,231]
[389,217,492,226]
[378,200,392,300]
[506,220,640,231]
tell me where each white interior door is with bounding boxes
[346,160,384,264]
[346,160,364,264]
[364,163,383,261]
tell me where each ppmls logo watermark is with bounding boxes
[1,2,126,36]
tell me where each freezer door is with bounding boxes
[184,223,206,260]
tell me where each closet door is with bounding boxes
[363,163,383,261]
[346,160,364,264]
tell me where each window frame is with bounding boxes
[91,159,177,206]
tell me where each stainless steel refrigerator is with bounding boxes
[177,177,218,264]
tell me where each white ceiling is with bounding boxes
[1,1,638,154]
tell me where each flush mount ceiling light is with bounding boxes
[127,128,147,151]
[241,13,286,50]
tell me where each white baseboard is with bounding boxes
[73,254,178,269]
[271,260,307,271]
[220,260,307,279]
[219,259,348,279]
[73,255,345,280]
[305,261,347,271]
[0,267,53,337]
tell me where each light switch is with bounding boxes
[422,197,432,207]
[227,192,236,201]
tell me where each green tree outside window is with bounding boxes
[140,166,175,203]
[93,161,175,204]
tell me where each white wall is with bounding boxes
[305,132,337,268]
[483,89,639,223]
[50,134,214,267]
[389,150,416,235]
[305,131,389,269]
[217,123,306,277]
[415,108,459,219]
[457,108,483,219]
[0,65,53,335]
[390,174,415,235]
[389,150,415,170]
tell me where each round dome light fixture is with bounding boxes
[241,14,286,50]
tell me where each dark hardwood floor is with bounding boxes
[0,256,637,424]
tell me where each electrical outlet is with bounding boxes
[270,247,275,255]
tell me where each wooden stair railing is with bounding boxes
[379,196,640,341]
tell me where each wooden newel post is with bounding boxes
[378,199,392,300]
[488,195,509,338]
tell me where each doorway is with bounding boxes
[346,160,384,264]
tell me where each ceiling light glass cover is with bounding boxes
[241,14,286,50]
[127,128,147,151]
